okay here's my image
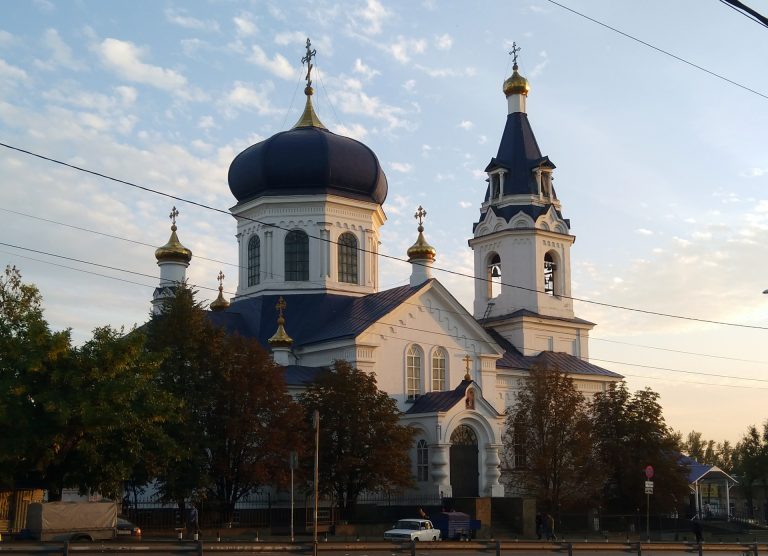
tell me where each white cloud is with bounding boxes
[413,64,476,78]
[530,50,548,78]
[233,13,257,37]
[0,30,13,45]
[0,58,29,84]
[36,29,83,71]
[354,0,390,35]
[421,144,432,157]
[434,33,453,50]
[458,120,474,130]
[478,135,487,144]
[391,162,413,173]
[97,38,188,92]
[354,58,380,80]
[436,173,455,182]
[32,0,55,13]
[334,123,368,140]
[332,89,411,131]
[275,31,306,46]
[222,81,278,116]
[164,9,219,31]
[742,167,767,177]
[635,228,654,235]
[268,5,286,21]
[388,36,427,63]
[248,45,295,80]
[459,201,472,208]
[198,115,216,130]
[403,79,416,92]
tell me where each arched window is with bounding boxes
[488,253,502,299]
[432,348,446,391]
[406,345,423,400]
[544,252,555,296]
[285,230,309,281]
[338,232,358,284]
[247,235,260,287]
[512,415,527,468]
[416,439,429,482]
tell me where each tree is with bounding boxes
[504,365,599,511]
[591,382,689,513]
[732,422,768,519]
[203,333,305,518]
[298,360,416,510]
[0,266,177,498]
[146,286,304,518]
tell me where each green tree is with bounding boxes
[298,360,416,510]
[0,265,177,498]
[146,286,304,518]
[591,382,688,513]
[732,422,768,519]
[504,365,599,511]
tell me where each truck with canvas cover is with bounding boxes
[26,501,119,541]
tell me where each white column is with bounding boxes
[360,228,368,286]
[430,444,451,498]
[264,230,273,280]
[485,445,504,497]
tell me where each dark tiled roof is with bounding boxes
[481,309,594,328]
[405,380,471,414]
[485,328,623,379]
[284,365,325,386]
[207,282,428,348]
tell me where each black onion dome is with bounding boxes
[228,126,388,205]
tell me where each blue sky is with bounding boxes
[2,0,767,444]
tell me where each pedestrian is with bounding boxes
[544,512,556,541]
[691,519,703,544]
[535,513,542,540]
[189,504,199,537]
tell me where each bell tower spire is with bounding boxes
[469,47,593,360]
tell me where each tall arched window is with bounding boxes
[338,232,358,284]
[247,235,260,286]
[416,439,429,482]
[406,345,422,400]
[544,252,556,295]
[488,253,502,299]
[285,230,309,281]
[432,348,446,391]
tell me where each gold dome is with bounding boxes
[155,224,192,263]
[210,272,230,312]
[407,227,437,262]
[268,297,293,348]
[503,64,530,97]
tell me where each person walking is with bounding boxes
[188,504,199,538]
[543,512,556,541]
[535,513,543,540]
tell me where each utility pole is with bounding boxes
[313,410,320,556]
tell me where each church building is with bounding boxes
[152,41,622,500]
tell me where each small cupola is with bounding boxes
[268,297,294,366]
[151,207,192,316]
[209,271,230,312]
[155,206,192,264]
[502,42,529,114]
[407,206,436,287]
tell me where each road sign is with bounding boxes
[645,465,654,479]
[645,480,654,494]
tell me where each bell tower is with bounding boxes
[468,45,593,359]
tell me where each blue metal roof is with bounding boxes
[405,380,472,414]
[207,282,428,348]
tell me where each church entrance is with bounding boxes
[449,425,479,497]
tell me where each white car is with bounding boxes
[384,519,441,541]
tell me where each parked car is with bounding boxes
[384,519,441,541]
[116,517,142,540]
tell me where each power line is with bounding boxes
[719,0,768,28]
[7,204,766,366]
[7,240,768,389]
[545,0,768,101]
[4,141,768,332]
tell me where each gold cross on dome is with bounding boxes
[217,271,225,287]
[414,205,427,226]
[169,206,179,226]
[275,296,287,318]
[509,42,521,66]
[301,38,317,88]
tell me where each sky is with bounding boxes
[2,0,768,446]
